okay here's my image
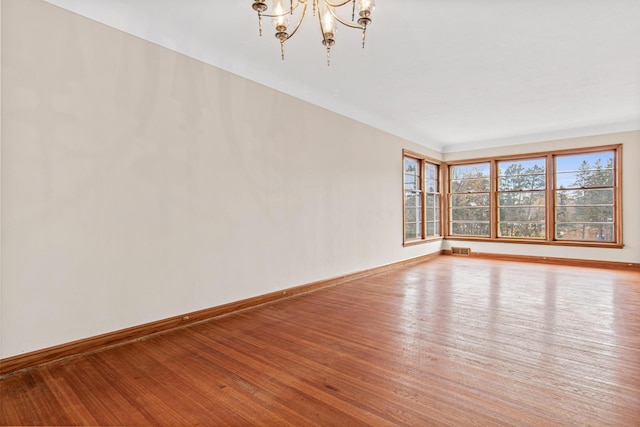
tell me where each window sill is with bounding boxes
[445,236,623,248]
[403,237,444,247]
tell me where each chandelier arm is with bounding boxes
[328,7,365,29]
[325,0,353,7]
[284,2,309,40]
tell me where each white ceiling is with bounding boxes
[43,0,640,153]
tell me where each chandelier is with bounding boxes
[251,0,376,65]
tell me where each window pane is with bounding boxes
[450,163,490,192]
[404,174,418,190]
[556,224,614,241]
[498,158,546,191]
[499,223,545,238]
[556,206,614,222]
[425,163,438,181]
[451,190,490,232]
[451,163,490,178]
[450,178,490,193]
[404,192,420,208]
[431,203,440,225]
[426,221,440,236]
[450,193,490,208]
[556,189,614,206]
[555,171,614,189]
[555,151,614,189]
[451,222,490,236]
[426,207,439,221]
[451,207,490,221]
[425,178,438,193]
[404,207,422,222]
[404,158,419,174]
[498,191,546,207]
[405,222,422,240]
[426,193,439,208]
[499,206,546,222]
[498,176,545,191]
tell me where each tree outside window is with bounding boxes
[497,158,546,238]
[449,163,490,237]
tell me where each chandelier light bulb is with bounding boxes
[272,0,289,28]
[322,10,336,33]
[358,0,376,14]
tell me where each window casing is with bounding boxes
[444,145,621,247]
[403,151,442,244]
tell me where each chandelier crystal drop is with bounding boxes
[251,0,376,66]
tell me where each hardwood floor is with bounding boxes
[1,257,639,426]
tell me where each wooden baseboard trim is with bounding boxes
[0,251,443,378]
[442,250,640,272]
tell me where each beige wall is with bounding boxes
[1,0,638,360]
[0,0,440,358]
[443,131,640,264]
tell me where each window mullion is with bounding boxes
[440,164,446,237]
[421,160,426,240]
[490,159,497,239]
[614,146,622,243]
[546,154,554,242]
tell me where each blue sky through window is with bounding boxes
[555,151,614,188]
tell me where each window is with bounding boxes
[444,145,621,247]
[554,150,616,242]
[449,163,490,237]
[404,157,422,241]
[403,151,441,244]
[497,158,546,239]
[425,163,441,237]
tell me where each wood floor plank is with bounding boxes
[1,257,639,426]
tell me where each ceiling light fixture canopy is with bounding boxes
[251,0,376,65]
